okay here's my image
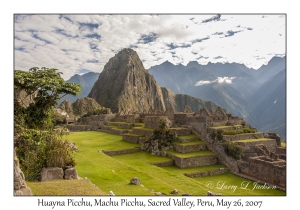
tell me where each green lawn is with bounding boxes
[65,131,139,151]
[209,126,234,129]
[61,131,285,196]
[178,134,198,139]
[281,141,286,147]
[236,138,273,143]
[173,141,205,146]
[161,164,227,175]
[27,179,107,196]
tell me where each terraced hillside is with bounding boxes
[60,122,285,196]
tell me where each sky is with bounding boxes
[14,14,285,80]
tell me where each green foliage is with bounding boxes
[222,128,257,135]
[223,141,241,160]
[210,130,224,143]
[51,111,66,125]
[81,108,111,118]
[144,120,175,152]
[14,67,81,181]
[15,128,76,180]
[14,67,81,129]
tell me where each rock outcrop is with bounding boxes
[14,154,33,196]
[89,48,165,113]
[88,48,221,113]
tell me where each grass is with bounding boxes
[58,131,285,196]
[209,126,234,129]
[134,127,154,131]
[27,179,107,196]
[173,141,205,146]
[113,151,172,165]
[178,134,198,139]
[236,138,273,143]
[281,141,286,147]
[161,164,227,174]
[65,131,139,151]
[167,150,215,158]
[193,173,286,196]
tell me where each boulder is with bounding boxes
[130,177,141,185]
[171,189,178,194]
[64,167,78,180]
[40,167,63,182]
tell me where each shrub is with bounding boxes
[143,120,175,154]
[210,130,224,143]
[223,141,242,160]
[15,128,76,181]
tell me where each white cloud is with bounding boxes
[14,14,285,80]
[195,77,236,86]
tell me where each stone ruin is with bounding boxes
[64,105,286,190]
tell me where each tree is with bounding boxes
[14,67,82,129]
[14,67,82,180]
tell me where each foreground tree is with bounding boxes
[14,67,82,129]
[14,67,82,180]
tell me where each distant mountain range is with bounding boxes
[87,48,221,113]
[59,51,286,140]
[148,56,286,140]
[57,72,100,104]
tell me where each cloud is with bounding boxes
[14,14,286,80]
[195,77,236,86]
[202,14,222,23]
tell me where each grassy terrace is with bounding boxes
[173,140,205,146]
[209,125,234,129]
[133,126,154,131]
[64,131,139,151]
[27,179,107,196]
[178,134,198,139]
[162,164,227,174]
[167,150,215,158]
[35,130,286,196]
[235,138,274,143]
[281,141,286,147]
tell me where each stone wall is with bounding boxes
[14,154,33,196]
[238,157,286,188]
[236,139,277,153]
[132,128,154,137]
[150,160,174,167]
[171,127,193,136]
[223,133,264,141]
[186,116,207,138]
[122,134,141,143]
[184,168,229,178]
[67,124,99,131]
[173,143,207,153]
[167,153,217,168]
[144,116,171,128]
[191,129,240,173]
[174,113,187,125]
[101,148,141,156]
[276,147,286,154]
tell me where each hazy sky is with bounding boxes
[14,14,285,80]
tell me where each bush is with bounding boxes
[223,141,241,160]
[143,120,175,154]
[15,128,76,181]
[210,130,224,143]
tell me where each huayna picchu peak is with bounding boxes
[88,48,221,113]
